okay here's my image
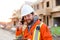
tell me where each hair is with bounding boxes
[21,17,24,24]
[31,12,34,15]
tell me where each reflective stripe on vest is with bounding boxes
[33,22,43,40]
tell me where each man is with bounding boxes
[16,4,52,40]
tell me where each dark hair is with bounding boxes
[31,12,34,15]
[21,17,24,24]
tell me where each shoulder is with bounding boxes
[40,22,51,33]
[40,22,47,28]
[40,22,48,31]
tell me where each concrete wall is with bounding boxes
[52,12,60,17]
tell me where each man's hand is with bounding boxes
[22,25,27,31]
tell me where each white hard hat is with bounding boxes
[21,4,34,17]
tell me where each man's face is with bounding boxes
[24,14,34,24]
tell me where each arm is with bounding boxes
[40,24,52,40]
[15,27,22,37]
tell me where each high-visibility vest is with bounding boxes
[33,22,43,40]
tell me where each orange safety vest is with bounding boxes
[16,20,52,40]
[16,27,22,36]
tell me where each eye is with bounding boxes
[24,16,26,18]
